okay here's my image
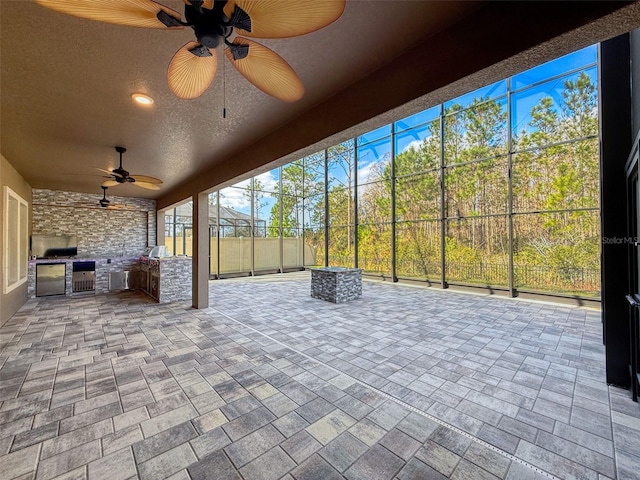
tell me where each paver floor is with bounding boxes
[1,272,639,479]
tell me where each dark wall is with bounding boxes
[632,30,640,139]
[600,33,633,386]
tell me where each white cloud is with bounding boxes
[231,178,251,189]
[357,163,374,184]
[254,171,278,191]
[219,171,278,212]
[219,186,250,210]
[400,139,423,155]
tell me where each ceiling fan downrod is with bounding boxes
[100,186,110,207]
[113,146,130,182]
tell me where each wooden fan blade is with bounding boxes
[133,181,161,190]
[102,180,119,187]
[130,174,163,184]
[224,0,345,38]
[33,0,184,29]
[95,167,121,177]
[168,42,218,99]
[225,38,303,102]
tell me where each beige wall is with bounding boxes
[1,154,32,326]
[166,236,315,273]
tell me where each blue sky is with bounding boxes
[354,44,598,182]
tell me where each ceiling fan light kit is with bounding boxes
[34,0,346,102]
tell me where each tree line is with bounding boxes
[262,71,599,296]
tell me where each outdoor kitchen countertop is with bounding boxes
[29,256,143,264]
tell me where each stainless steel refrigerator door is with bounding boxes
[36,263,66,296]
[109,271,133,291]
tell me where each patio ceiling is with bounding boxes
[1,1,639,208]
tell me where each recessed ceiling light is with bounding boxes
[132,93,154,106]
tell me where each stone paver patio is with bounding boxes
[1,272,639,479]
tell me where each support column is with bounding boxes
[600,34,632,387]
[507,78,516,298]
[354,138,359,268]
[156,210,165,248]
[324,149,329,267]
[391,129,397,282]
[439,105,447,289]
[192,192,209,309]
[250,178,255,276]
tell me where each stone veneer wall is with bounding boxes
[32,189,156,257]
[159,257,192,303]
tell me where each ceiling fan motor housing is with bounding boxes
[112,168,130,180]
[186,1,232,49]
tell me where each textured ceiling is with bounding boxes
[2,1,639,206]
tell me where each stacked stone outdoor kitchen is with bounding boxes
[139,255,192,303]
[28,189,191,303]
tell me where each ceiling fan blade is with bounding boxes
[224,0,345,38]
[167,42,218,99]
[95,167,122,177]
[33,0,184,29]
[132,181,161,190]
[102,180,119,187]
[225,38,304,102]
[130,174,163,184]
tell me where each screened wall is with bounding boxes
[208,172,313,277]
[164,204,192,256]
[204,46,600,298]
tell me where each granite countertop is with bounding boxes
[311,266,361,272]
[30,256,192,265]
[29,256,142,264]
[141,256,190,260]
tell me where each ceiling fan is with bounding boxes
[98,186,132,209]
[98,146,163,191]
[33,0,346,102]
